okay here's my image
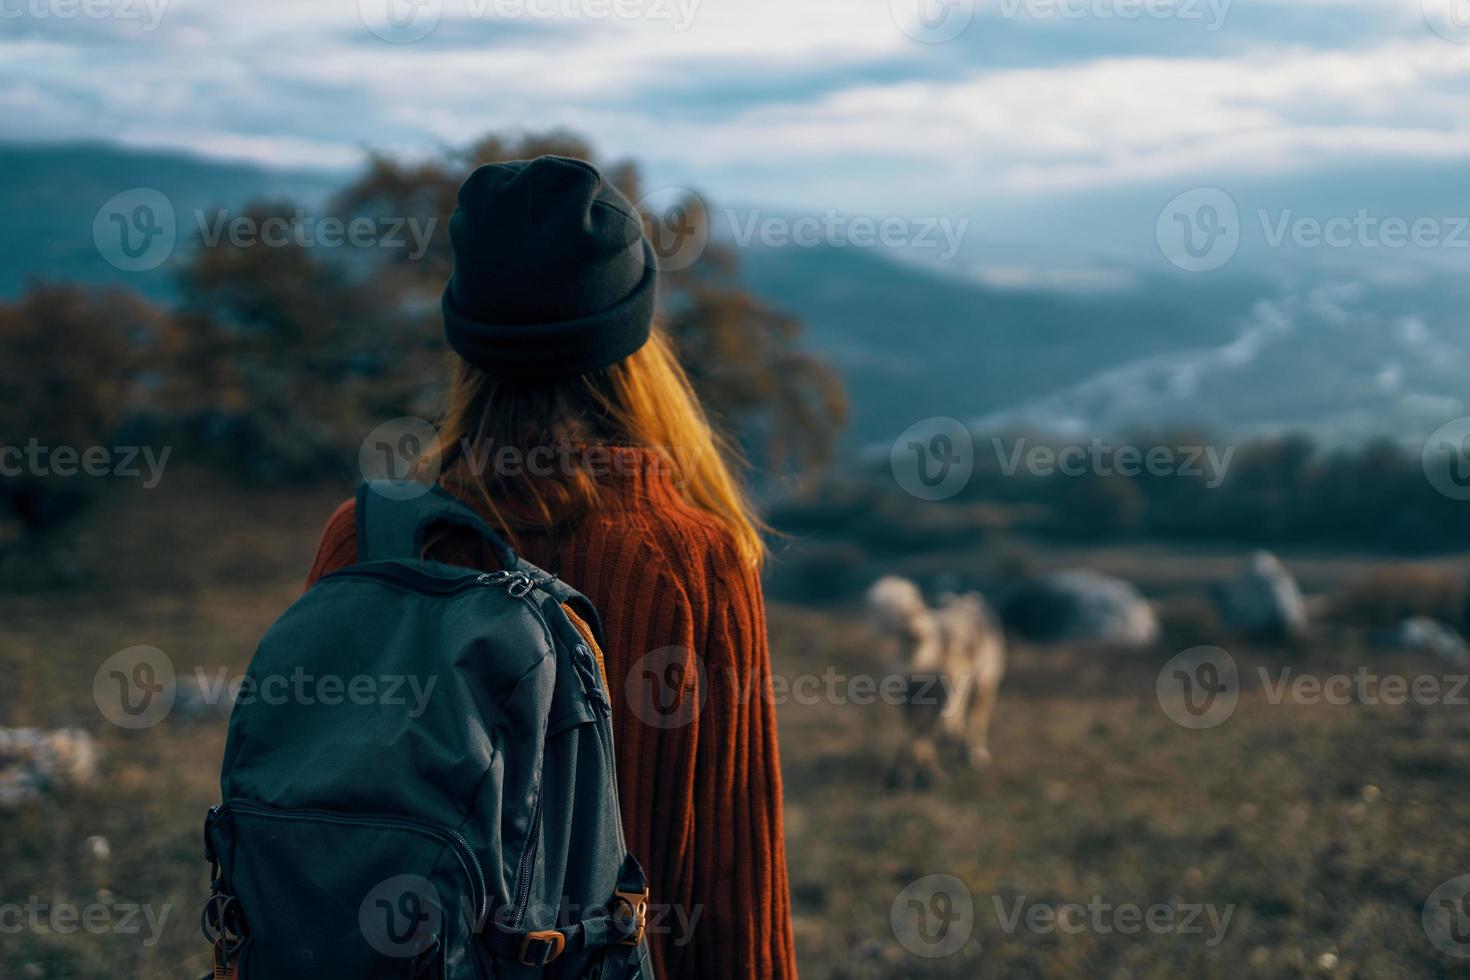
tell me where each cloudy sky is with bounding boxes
[5,0,1470,277]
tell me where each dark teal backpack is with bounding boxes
[201,481,653,979]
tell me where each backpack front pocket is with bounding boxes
[206,801,488,979]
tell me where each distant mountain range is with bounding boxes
[4,141,1466,450]
[0,142,340,300]
[738,246,1470,449]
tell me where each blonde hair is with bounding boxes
[419,329,765,565]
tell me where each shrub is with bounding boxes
[1328,566,1467,630]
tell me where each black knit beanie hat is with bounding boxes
[441,155,658,380]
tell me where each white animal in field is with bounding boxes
[866,576,1006,788]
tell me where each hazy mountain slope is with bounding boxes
[0,142,342,299]
[971,281,1470,446]
[739,245,1260,446]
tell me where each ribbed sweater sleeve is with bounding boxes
[675,540,796,979]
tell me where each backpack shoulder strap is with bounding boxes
[355,480,520,568]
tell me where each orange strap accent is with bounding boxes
[213,940,238,979]
[562,604,609,691]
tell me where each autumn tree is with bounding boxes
[164,202,443,478]
[0,284,164,536]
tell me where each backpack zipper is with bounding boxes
[214,800,489,928]
[570,643,627,857]
[321,564,490,597]
[510,788,543,928]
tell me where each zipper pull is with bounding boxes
[573,644,611,713]
[477,570,535,597]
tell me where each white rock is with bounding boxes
[0,727,101,809]
[1004,569,1160,648]
[1376,617,1470,664]
[1215,551,1307,638]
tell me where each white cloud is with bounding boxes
[4,2,1468,214]
[643,40,1470,203]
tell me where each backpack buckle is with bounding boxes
[610,888,649,946]
[519,929,566,966]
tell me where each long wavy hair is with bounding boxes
[417,329,765,565]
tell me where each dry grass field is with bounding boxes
[4,471,1470,978]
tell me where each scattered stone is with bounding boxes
[1214,551,1308,638]
[1374,616,1470,664]
[0,727,100,809]
[1003,569,1160,648]
[84,835,112,862]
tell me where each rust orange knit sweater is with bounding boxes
[305,448,797,980]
